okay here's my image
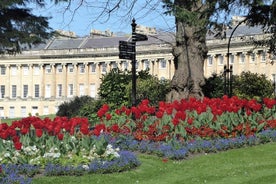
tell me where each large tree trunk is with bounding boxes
[166,1,209,102]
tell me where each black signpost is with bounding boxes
[119,41,135,60]
[119,19,148,107]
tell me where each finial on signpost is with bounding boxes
[131,18,137,33]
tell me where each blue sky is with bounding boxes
[31,0,175,37]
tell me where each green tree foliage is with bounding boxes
[98,68,170,108]
[0,0,53,53]
[77,98,105,124]
[233,71,274,100]
[202,73,224,98]
[126,77,170,106]
[98,68,132,109]
[202,71,274,100]
[56,96,94,118]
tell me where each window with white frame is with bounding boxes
[90,63,96,73]
[0,65,6,75]
[230,54,234,64]
[0,85,5,99]
[68,64,74,73]
[43,106,49,115]
[55,106,58,113]
[159,58,166,69]
[23,66,29,75]
[11,85,16,98]
[218,55,224,65]
[112,62,118,68]
[110,61,118,69]
[45,65,51,73]
[208,56,213,66]
[79,64,85,73]
[33,65,40,75]
[250,53,255,62]
[90,84,96,98]
[31,106,38,116]
[45,84,51,98]
[23,85,28,98]
[0,107,4,118]
[101,63,107,73]
[9,106,15,118]
[57,84,62,97]
[122,61,128,70]
[143,59,150,70]
[21,106,27,117]
[79,84,85,96]
[56,64,63,73]
[34,84,39,98]
[261,51,266,62]
[68,84,73,97]
[239,53,245,63]
[136,61,139,69]
[11,66,17,75]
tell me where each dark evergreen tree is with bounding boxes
[0,0,53,53]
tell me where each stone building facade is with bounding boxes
[0,23,275,118]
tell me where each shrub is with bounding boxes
[98,68,132,109]
[56,96,94,118]
[77,98,105,123]
[233,71,274,100]
[202,73,224,98]
[126,75,170,106]
[98,68,170,107]
[202,71,274,100]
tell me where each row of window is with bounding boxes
[0,84,96,99]
[0,58,168,75]
[0,106,51,119]
[207,51,268,66]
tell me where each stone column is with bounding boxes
[168,59,172,80]
[51,64,56,98]
[73,63,78,96]
[84,62,89,95]
[17,64,22,99]
[155,59,159,77]
[38,64,44,99]
[151,60,155,76]
[5,64,10,98]
[62,63,67,97]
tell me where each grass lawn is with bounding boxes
[32,142,276,184]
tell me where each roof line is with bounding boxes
[78,37,89,48]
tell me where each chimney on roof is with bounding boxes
[56,30,77,38]
[90,29,114,37]
[136,25,157,35]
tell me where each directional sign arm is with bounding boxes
[132,33,148,42]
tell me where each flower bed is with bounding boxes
[1,96,276,183]
[93,96,276,141]
[0,150,140,183]
[3,129,276,183]
[0,116,140,183]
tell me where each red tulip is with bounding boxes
[105,113,112,121]
[35,129,43,137]
[57,133,64,140]
[14,141,22,150]
[155,111,164,119]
